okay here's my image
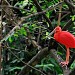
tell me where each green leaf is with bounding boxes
[14,0,28,9]
[19,27,27,36]
[58,74,63,75]
[46,12,50,18]
[10,59,17,63]
[43,65,48,72]
[46,32,49,36]
[72,16,75,21]
[70,60,75,69]
[8,37,13,43]
[73,22,75,25]
[57,51,62,55]
[23,24,28,27]
[23,30,27,36]
[71,15,75,21]
[47,64,54,67]
[14,33,18,37]
[9,67,22,72]
[35,64,54,68]
[31,6,37,12]
[22,0,28,8]
[73,32,75,35]
[35,65,44,68]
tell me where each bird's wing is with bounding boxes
[59,31,75,48]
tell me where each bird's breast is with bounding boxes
[54,32,60,42]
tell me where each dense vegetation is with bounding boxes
[1,0,75,75]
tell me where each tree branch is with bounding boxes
[0,26,20,44]
[33,0,53,30]
[62,19,73,30]
[64,0,75,9]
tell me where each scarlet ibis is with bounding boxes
[54,26,75,66]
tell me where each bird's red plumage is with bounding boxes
[54,31,75,48]
[53,26,75,66]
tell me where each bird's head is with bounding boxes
[54,26,62,33]
[47,26,62,38]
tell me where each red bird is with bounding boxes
[54,26,75,66]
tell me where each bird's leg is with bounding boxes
[66,48,70,64]
[60,48,70,67]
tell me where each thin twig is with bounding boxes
[22,1,64,21]
[0,5,32,13]
[0,26,20,44]
[64,0,75,9]
[58,0,62,26]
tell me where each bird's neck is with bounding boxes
[54,32,61,41]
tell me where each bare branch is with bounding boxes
[0,26,20,44]
[62,19,73,30]
[64,0,75,9]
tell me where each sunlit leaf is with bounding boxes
[8,37,13,43]
[14,33,18,37]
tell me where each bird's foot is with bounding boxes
[60,61,69,67]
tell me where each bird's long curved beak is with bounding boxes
[47,29,55,39]
[50,29,55,35]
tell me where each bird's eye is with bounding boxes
[56,28,59,31]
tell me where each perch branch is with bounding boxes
[18,46,71,75]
